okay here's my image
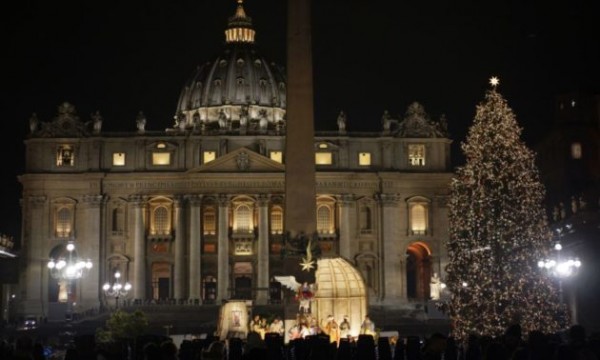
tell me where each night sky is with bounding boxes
[2,0,598,240]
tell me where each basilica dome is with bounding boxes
[172,0,286,134]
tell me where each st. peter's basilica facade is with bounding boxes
[16,1,453,320]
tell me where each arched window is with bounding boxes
[236,77,245,102]
[317,205,333,234]
[410,203,428,235]
[153,206,170,236]
[56,208,72,238]
[234,204,253,234]
[259,79,268,103]
[271,206,283,234]
[203,207,216,235]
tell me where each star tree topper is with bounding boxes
[489,76,500,88]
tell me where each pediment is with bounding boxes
[188,147,285,173]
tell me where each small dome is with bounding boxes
[172,0,286,134]
[312,257,368,338]
[315,258,367,298]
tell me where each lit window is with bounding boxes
[358,152,371,166]
[317,205,333,234]
[315,152,332,165]
[270,151,283,163]
[571,143,582,159]
[156,143,167,149]
[409,203,428,235]
[112,153,126,166]
[408,144,426,166]
[152,206,170,235]
[203,151,216,164]
[234,205,253,233]
[56,207,72,238]
[271,207,283,234]
[152,152,171,165]
[203,208,216,235]
[318,143,328,149]
[57,145,74,167]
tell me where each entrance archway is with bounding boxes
[406,242,432,300]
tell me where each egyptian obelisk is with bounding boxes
[284,0,317,283]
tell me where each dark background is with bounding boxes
[1,0,598,241]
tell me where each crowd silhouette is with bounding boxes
[1,323,599,359]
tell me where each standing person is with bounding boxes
[259,317,268,339]
[323,315,340,346]
[339,315,352,340]
[360,315,376,337]
[269,316,285,337]
[250,315,262,336]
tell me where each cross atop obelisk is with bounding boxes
[284,0,318,283]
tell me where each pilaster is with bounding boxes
[217,194,230,302]
[173,196,186,300]
[79,194,104,309]
[337,194,354,260]
[187,195,203,302]
[378,193,404,304]
[256,194,270,304]
[129,195,147,300]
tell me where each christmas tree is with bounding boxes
[445,78,567,341]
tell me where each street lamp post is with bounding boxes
[103,271,132,309]
[538,226,582,323]
[47,242,93,320]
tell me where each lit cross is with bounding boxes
[489,76,500,88]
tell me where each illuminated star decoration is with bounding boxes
[299,237,316,272]
[489,76,500,88]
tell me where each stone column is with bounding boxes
[187,195,202,302]
[130,195,146,301]
[217,195,230,302]
[337,194,354,260]
[173,196,186,300]
[79,195,104,310]
[379,193,403,304]
[256,195,270,305]
[21,196,46,316]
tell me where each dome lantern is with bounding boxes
[225,0,256,44]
